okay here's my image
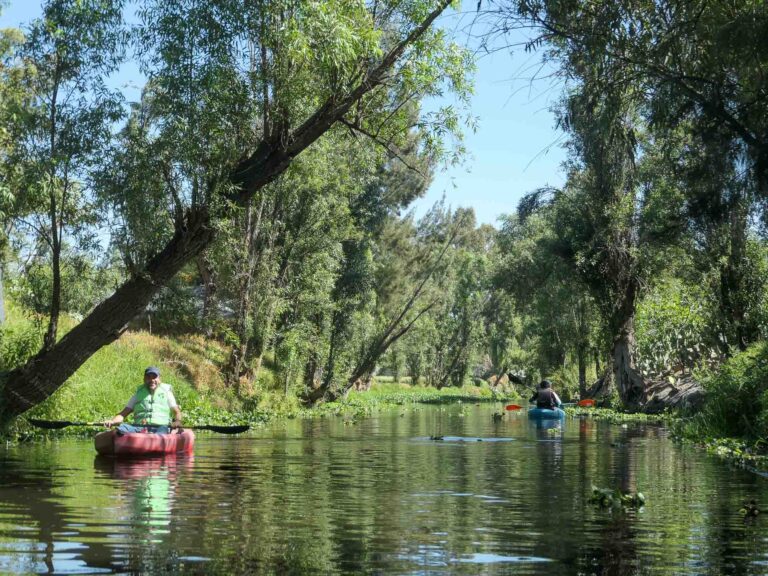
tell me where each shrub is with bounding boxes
[679,341,768,440]
[635,278,712,377]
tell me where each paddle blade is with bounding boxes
[577,399,596,407]
[193,424,250,434]
[27,419,79,429]
[505,404,523,411]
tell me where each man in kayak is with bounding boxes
[529,379,563,409]
[105,366,182,434]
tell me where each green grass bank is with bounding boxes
[2,317,518,440]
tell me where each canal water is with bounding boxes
[1,404,767,575]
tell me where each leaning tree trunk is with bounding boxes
[0,0,453,424]
[1,208,215,420]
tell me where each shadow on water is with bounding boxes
[1,406,768,574]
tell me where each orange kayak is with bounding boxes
[94,429,195,456]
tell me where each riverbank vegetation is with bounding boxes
[1,0,768,455]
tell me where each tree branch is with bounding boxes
[338,117,427,177]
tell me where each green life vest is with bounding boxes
[132,383,173,426]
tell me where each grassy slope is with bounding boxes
[27,331,235,422]
[4,305,515,438]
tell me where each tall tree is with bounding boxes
[0,13,28,325]
[492,0,768,359]
[14,0,124,349]
[495,206,599,395]
[0,0,467,423]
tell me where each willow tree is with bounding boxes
[12,0,125,350]
[0,0,468,423]
[492,0,768,356]
[527,46,648,405]
[0,16,28,325]
[495,204,600,396]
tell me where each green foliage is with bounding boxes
[545,364,582,401]
[635,279,712,376]
[495,209,600,386]
[688,437,768,474]
[678,342,768,440]
[0,0,477,425]
[589,486,645,510]
[10,250,121,318]
[565,406,669,425]
[0,323,43,372]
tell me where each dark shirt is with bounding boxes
[529,388,561,409]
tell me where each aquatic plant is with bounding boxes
[589,486,646,510]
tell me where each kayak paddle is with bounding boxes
[560,399,596,408]
[28,418,101,429]
[27,419,250,434]
[189,424,250,434]
[505,404,523,411]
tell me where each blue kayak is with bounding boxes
[527,407,566,420]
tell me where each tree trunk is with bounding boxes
[593,349,601,376]
[611,315,646,407]
[249,293,279,379]
[227,197,265,385]
[43,211,61,351]
[303,350,321,391]
[1,208,214,420]
[719,201,751,353]
[577,342,587,398]
[43,78,61,352]
[196,251,217,335]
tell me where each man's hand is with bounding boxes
[104,415,124,428]
[171,419,182,429]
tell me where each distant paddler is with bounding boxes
[529,379,563,410]
[104,366,182,434]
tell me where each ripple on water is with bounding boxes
[2,411,768,575]
[457,553,553,564]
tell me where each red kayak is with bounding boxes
[94,429,195,456]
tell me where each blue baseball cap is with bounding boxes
[144,366,161,377]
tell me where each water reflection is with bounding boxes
[0,407,767,575]
[93,456,193,542]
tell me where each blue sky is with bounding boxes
[1,2,567,226]
[415,28,567,225]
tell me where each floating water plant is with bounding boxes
[589,486,646,509]
[740,500,760,517]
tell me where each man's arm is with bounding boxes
[171,406,183,428]
[167,388,182,428]
[105,406,132,428]
[553,392,563,407]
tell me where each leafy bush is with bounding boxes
[10,254,121,318]
[0,323,43,371]
[679,341,768,440]
[145,278,202,334]
[0,299,46,371]
[635,278,712,376]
